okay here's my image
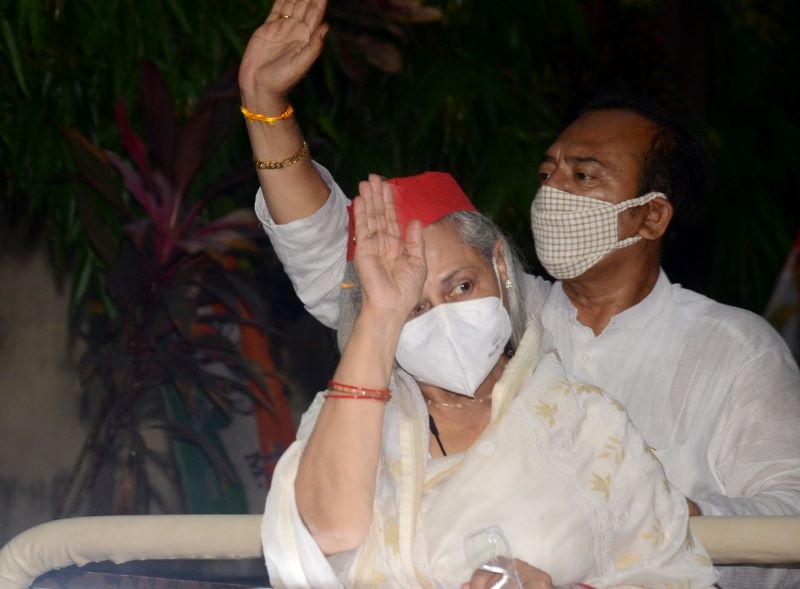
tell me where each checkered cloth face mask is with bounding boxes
[531,186,667,279]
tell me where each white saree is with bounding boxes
[262,322,717,588]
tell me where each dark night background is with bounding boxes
[3,0,799,313]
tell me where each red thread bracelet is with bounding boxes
[325,381,391,402]
[328,380,390,396]
[324,393,390,402]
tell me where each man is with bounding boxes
[240,2,800,587]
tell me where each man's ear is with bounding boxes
[639,197,673,240]
[492,239,509,284]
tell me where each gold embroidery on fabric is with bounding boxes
[535,400,559,426]
[613,549,642,569]
[662,581,691,589]
[384,517,400,554]
[389,459,402,480]
[641,519,665,548]
[424,460,464,489]
[608,398,626,412]
[367,571,389,586]
[597,436,625,464]
[644,445,673,495]
[545,379,572,396]
[589,472,612,502]
[694,553,713,567]
[573,382,605,396]
[352,517,385,587]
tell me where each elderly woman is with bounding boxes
[261,171,715,588]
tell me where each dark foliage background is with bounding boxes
[2,0,799,313]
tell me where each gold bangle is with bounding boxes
[253,141,309,170]
[240,103,295,125]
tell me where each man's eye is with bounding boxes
[575,171,591,181]
[538,171,551,181]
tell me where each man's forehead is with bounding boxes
[547,109,656,156]
[542,153,607,166]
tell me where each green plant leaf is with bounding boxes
[146,420,237,486]
[19,0,44,50]
[163,0,191,34]
[63,128,130,218]
[1,16,29,96]
[75,187,119,264]
[69,248,94,320]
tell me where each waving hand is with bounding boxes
[352,174,427,321]
[239,0,329,110]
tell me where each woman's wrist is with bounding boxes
[338,310,405,380]
[357,305,408,334]
[241,94,305,161]
[240,90,289,117]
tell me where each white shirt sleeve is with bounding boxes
[254,161,350,329]
[693,340,800,517]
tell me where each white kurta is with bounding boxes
[263,324,717,588]
[254,169,800,589]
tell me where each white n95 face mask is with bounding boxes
[530,185,667,280]
[395,295,512,398]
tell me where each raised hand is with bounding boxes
[352,174,427,321]
[238,0,329,112]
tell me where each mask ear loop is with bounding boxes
[612,192,668,249]
[492,252,516,358]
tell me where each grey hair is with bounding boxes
[336,210,528,352]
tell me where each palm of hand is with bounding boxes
[356,228,426,316]
[352,177,427,318]
[244,23,311,94]
[239,1,327,98]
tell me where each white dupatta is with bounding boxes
[263,320,717,588]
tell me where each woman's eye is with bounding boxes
[454,280,472,296]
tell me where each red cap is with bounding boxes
[346,172,477,260]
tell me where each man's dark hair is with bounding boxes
[576,92,711,238]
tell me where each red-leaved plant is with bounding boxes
[60,61,290,516]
